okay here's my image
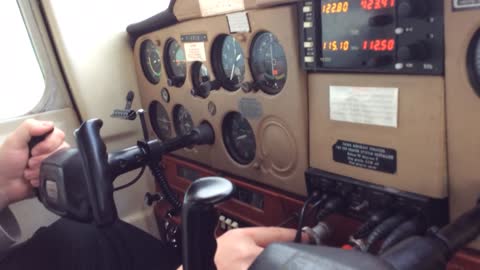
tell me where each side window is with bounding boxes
[0,1,45,120]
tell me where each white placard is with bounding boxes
[329,86,399,128]
[199,0,245,17]
[227,12,250,33]
[184,42,207,62]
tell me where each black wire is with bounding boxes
[114,166,146,191]
[294,193,321,243]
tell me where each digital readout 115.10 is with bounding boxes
[323,40,350,51]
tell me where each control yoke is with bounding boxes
[38,118,215,225]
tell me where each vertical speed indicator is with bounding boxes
[250,32,288,95]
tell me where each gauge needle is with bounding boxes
[236,134,248,140]
[270,34,275,76]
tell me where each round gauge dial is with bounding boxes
[173,105,194,137]
[468,29,480,96]
[222,112,256,165]
[212,35,246,91]
[140,39,162,84]
[250,32,288,95]
[191,61,211,89]
[149,101,172,140]
[164,39,187,87]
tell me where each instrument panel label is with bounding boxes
[227,12,251,33]
[329,86,399,128]
[453,0,480,11]
[184,42,207,62]
[199,0,245,17]
[333,140,397,174]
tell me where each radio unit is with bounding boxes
[299,0,444,74]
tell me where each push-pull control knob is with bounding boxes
[398,0,428,18]
[398,42,430,61]
[182,177,235,270]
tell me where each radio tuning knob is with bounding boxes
[398,42,430,61]
[398,0,428,18]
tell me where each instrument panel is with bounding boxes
[134,5,309,195]
[129,0,480,251]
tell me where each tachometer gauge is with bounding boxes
[164,38,187,87]
[149,101,172,140]
[250,32,288,95]
[222,112,256,165]
[140,39,162,84]
[212,35,246,91]
[173,105,194,136]
[468,29,480,96]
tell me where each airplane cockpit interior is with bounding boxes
[3,0,480,269]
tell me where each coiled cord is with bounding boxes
[363,214,407,252]
[149,161,182,213]
[379,217,426,254]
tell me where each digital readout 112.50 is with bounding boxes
[323,40,350,51]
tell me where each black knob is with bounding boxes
[398,0,428,18]
[182,177,235,270]
[398,42,430,61]
[144,192,163,206]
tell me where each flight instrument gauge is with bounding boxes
[164,38,187,87]
[250,32,288,95]
[468,29,480,96]
[140,39,162,84]
[222,112,256,165]
[212,34,246,91]
[173,105,194,136]
[149,101,172,141]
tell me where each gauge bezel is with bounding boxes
[172,104,194,137]
[191,61,210,90]
[467,28,480,97]
[249,31,288,95]
[222,112,256,165]
[211,34,245,91]
[140,39,161,85]
[148,100,172,141]
[164,38,187,88]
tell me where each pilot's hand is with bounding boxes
[214,227,302,270]
[0,119,68,209]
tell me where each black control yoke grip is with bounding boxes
[182,177,235,270]
[75,119,117,225]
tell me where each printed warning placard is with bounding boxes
[329,86,399,128]
[184,42,207,62]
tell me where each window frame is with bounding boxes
[15,0,75,117]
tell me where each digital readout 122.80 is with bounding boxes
[322,0,395,14]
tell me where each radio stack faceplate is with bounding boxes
[300,0,444,74]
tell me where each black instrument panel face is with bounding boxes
[140,39,162,84]
[222,112,257,165]
[468,29,480,96]
[173,104,194,137]
[149,101,172,141]
[300,0,444,74]
[212,34,246,91]
[250,32,288,95]
[164,39,187,87]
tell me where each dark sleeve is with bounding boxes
[0,208,21,255]
[0,218,181,270]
